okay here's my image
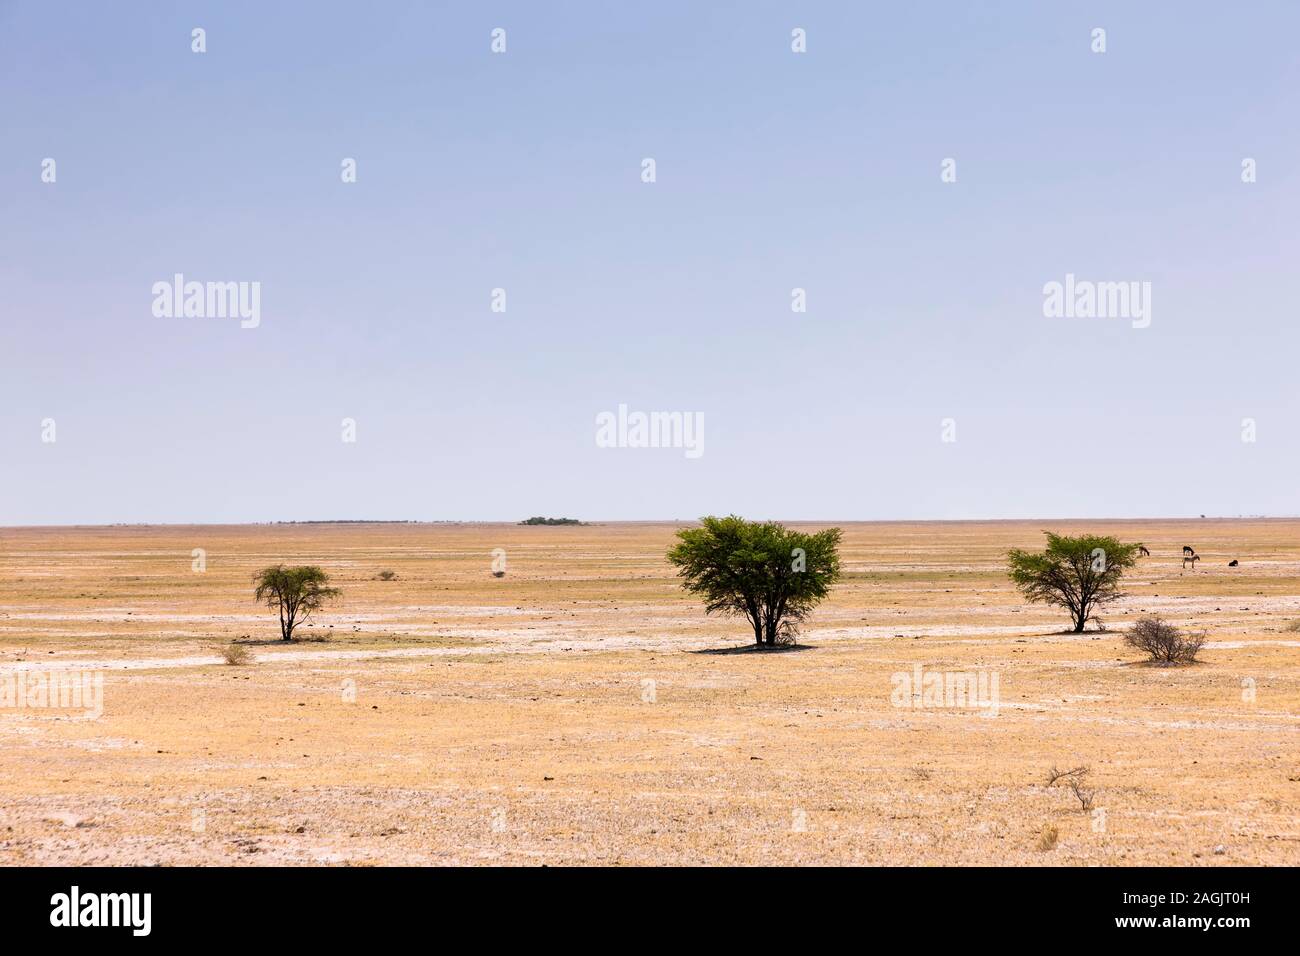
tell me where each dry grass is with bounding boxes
[1036,825,1059,852]
[0,518,1297,866]
[219,643,251,666]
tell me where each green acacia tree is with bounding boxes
[1007,532,1141,633]
[667,516,842,647]
[253,565,341,641]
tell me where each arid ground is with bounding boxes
[0,520,1296,866]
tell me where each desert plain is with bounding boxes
[0,518,1296,866]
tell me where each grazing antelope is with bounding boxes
[1182,553,1200,570]
[1138,545,1150,557]
[1228,559,1238,567]
[1182,545,1195,556]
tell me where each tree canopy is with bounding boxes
[666,515,842,647]
[1007,532,1141,632]
[253,565,340,641]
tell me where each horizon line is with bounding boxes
[3,514,1298,531]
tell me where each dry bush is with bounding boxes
[1124,616,1205,664]
[220,643,251,666]
[1286,619,1300,632]
[1045,765,1089,787]
[1046,765,1095,811]
[376,570,398,581]
[1035,825,1059,852]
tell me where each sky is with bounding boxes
[2,1,1298,524]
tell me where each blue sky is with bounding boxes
[2,1,1298,523]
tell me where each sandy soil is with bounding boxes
[0,519,1296,865]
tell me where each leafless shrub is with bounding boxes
[1046,764,1094,811]
[1066,777,1094,811]
[1045,765,1088,787]
[911,767,932,782]
[1124,616,1205,664]
[220,643,251,666]
[376,570,398,581]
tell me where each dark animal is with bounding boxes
[492,571,505,578]
[1228,559,1238,567]
[1138,545,1150,557]
[1182,546,1195,556]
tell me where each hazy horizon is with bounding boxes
[4,2,1298,525]
[4,513,1297,530]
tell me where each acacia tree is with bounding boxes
[253,565,341,641]
[1007,532,1141,633]
[667,516,842,647]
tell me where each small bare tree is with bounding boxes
[1124,617,1204,665]
[1046,764,1095,811]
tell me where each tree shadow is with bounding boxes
[690,643,816,655]
[229,637,332,646]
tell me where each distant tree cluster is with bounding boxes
[272,520,419,525]
[519,517,584,526]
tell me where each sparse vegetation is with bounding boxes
[9,519,1299,866]
[1285,619,1300,633]
[375,570,398,581]
[253,565,341,642]
[519,517,583,526]
[1046,765,1095,811]
[1035,825,1059,852]
[220,643,251,666]
[1124,616,1205,665]
[1008,533,1142,632]
[667,515,842,647]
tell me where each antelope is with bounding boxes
[1182,553,1200,570]
[1138,545,1150,557]
[1182,545,1195,556]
